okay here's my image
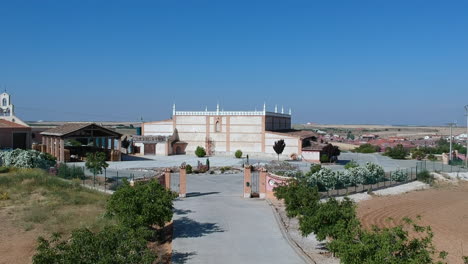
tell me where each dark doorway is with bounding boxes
[144,143,156,155]
[13,133,27,149]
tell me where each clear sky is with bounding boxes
[1,0,467,125]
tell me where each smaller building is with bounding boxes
[0,119,32,150]
[41,123,122,162]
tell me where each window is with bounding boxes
[2,98,6,106]
[215,121,220,132]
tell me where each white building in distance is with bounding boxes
[136,104,319,160]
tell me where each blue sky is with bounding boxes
[1,0,467,125]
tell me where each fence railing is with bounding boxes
[416,160,468,173]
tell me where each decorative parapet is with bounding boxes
[173,110,290,117]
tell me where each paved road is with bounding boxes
[171,173,307,264]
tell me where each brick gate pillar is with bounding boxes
[243,165,252,198]
[259,168,267,199]
[164,168,171,190]
[179,165,187,198]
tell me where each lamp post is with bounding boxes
[447,122,456,164]
[465,105,468,168]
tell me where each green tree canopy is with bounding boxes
[106,179,176,229]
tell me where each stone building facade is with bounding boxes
[138,104,317,159]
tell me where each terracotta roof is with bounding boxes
[302,142,327,151]
[41,123,122,137]
[269,129,319,139]
[0,119,30,128]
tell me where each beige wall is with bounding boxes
[142,114,299,156]
[302,151,320,162]
[264,132,300,157]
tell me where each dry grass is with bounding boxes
[0,169,112,263]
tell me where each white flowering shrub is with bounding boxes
[389,169,408,182]
[364,162,385,184]
[346,167,367,186]
[313,168,338,191]
[0,149,56,169]
[336,171,352,188]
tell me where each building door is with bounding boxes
[13,133,27,149]
[144,143,156,155]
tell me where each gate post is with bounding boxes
[244,165,252,198]
[259,168,267,199]
[164,168,171,189]
[179,165,187,198]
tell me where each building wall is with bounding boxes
[264,132,300,157]
[142,113,300,156]
[302,150,320,162]
[0,128,32,149]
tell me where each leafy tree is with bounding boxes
[33,226,156,264]
[273,139,286,161]
[195,146,206,157]
[274,178,320,218]
[322,144,340,162]
[384,144,409,159]
[299,197,360,241]
[85,152,108,187]
[106,179,176,229]
[427,154,437,161]
[234,149,243,159]
[328,217,449,264]
[346,131,355,140]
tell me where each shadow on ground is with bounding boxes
[186,191,220,197]
[173,208,194,215]
[173,217,224,238]
[172,251,197,264]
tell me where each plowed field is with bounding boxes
[358,182,468,264]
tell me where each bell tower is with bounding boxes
[0,91,27,126]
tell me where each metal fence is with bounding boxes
[416,160,468,173]
[62,164,158,192]
[321,167,419,198]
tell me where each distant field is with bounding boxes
[358,182,468,264]
[0,169,111,264]
[295,124,466,139]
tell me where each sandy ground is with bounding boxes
[0,210,43,264]
[358,181,468,264]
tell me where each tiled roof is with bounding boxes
[0,119,30,128]
[41,123,121,137]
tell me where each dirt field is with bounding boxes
[358,182,468,264]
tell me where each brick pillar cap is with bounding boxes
[164,168,171,172]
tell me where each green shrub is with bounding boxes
[33,226,156,264]
[57,164,85,180]
[320,154,329,163]
[417,170,434,185]
[427,154,437,161]
[185,164,192,174]
[234,150,242,159]
[195,146,206,157]
[384,144,409,159]
[344,160,359,170]
[354,143,380,153]
[0,166,9,174]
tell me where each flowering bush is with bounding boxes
[390,169,408,182]
[312,168,337,191]
[364,162,385,184]
[0,149,56,169]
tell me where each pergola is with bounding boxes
[41,123,122,162]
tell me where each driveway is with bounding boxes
[171,173,307,264]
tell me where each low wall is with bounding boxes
[265,173,292,199]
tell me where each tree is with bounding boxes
[322,144,341,162]
[273,139,286,161]
[85,152,108,187]
[33,226,156,264]
[195,146,206,157]
[344,160,359,170]
[106,179,176,229]
[354,143,380,153]
[411,149,426,160]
